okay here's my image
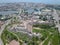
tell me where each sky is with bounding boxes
[0,0,60,5]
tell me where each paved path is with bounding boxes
[48,41,51,45]
[39,37,48,45]
[0,39,3,45]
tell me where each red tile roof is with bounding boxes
[8,40,19,45]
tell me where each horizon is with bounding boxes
[0,0,60,5]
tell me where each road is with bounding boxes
[52,9,60,33]
[0,19,11,45]
[0,9,21,45]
